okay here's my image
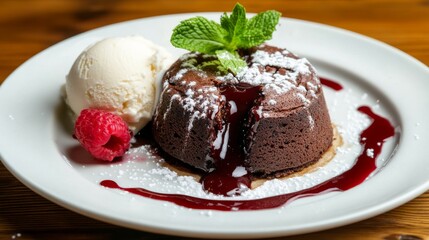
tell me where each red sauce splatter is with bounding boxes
[320,77,343,91]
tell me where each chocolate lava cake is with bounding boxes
[152,44,333,178]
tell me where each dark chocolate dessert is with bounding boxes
[152,44,333,178]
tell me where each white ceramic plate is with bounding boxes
[1,14,429,239]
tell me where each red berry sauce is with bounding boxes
[320,77,344,91]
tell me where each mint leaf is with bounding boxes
[229,3,247,38]
[171,16,228,54]
[170,3,281,75]
[220,3,247,48]
[237,10,281,48]
[220,13,234,41]
[236,29,267,49]
[215,50,247,74]
[247,10,281,37]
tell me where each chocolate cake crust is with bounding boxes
[152,44,333,177]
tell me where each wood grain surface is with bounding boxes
[1,0,428,239]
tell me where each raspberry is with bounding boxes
[74,109,131,161]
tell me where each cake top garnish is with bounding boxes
[170,3,281,74]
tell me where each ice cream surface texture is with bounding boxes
[65,36,174,133]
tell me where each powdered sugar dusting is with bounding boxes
[172,68,189,81]
[161,87,219,121]
[307,113,315,130]
[217,49,316,96]
[252,50,307,71]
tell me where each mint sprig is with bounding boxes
[171,3,281,74]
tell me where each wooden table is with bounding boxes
[1,0,428,239]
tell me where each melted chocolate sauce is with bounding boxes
[100,78,396,211]
[202,84,261,196]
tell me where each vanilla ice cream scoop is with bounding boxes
[65,36,174,133]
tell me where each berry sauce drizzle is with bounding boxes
[320,77,344,91]
[201,84,261,196]
[100,78,396,211]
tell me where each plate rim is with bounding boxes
[1,13,429,238]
